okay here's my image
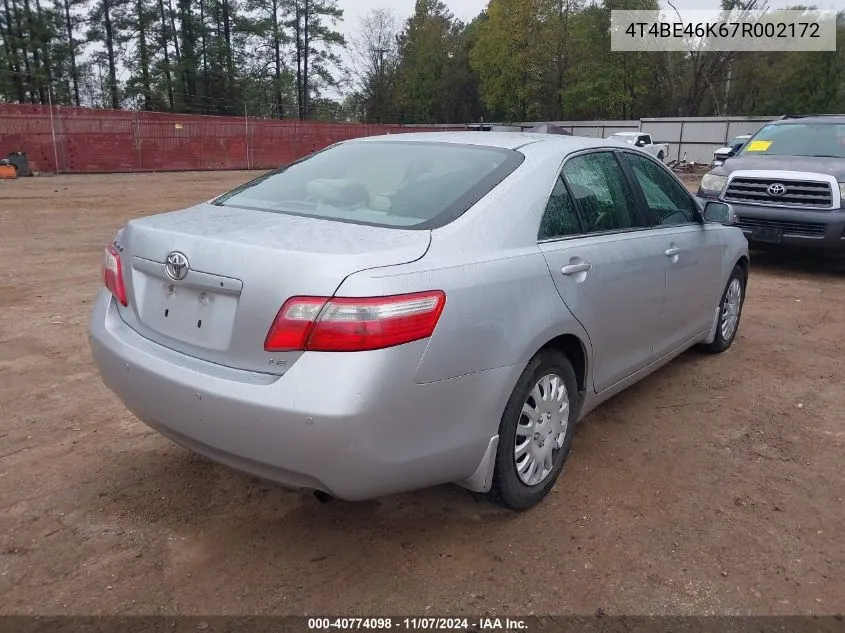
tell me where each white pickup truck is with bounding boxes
[711,134,751,167]
[606,132,669,162]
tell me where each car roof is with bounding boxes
[347,131,619,152]
[609,131,641,136]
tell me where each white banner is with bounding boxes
[610,9,838,52]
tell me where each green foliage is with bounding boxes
[394,0,452,123]
[439,18,482,122]
[347,8,400,122]
[470,0,542,121]
[726,13,845,116]
[283,0,345,119]
[0,0,842,123]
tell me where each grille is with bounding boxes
[724,177,833,208]
[736,217,827,238]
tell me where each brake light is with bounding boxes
[264,291,446,352]
[103,245,127,306]
[264,297,329,351]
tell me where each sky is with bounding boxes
[336,0,485,43]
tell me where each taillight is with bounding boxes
[264,291,446,352]
[264,297,329,351]
[103,245,127,306]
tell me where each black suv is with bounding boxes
[697,115,845,254]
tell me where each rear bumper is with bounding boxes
[697,195,845,252]
[89,291,520,500]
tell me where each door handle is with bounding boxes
[561,263,592,275]
[665,247,681,257]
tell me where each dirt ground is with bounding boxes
[1,171,843,616]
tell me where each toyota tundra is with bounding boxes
[696,115,845,254]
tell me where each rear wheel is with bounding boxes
[487,350,578,511]
[700,265,746,353]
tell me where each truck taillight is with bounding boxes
[264,291,446,352]
[103,245,127,306]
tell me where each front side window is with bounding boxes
[562,152,644,233]
[538,176,581,240]
[624,153,697,226]
[214,141,521,228]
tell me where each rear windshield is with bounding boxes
[213,141,523,229]
[738,122,845,158]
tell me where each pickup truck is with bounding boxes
[711,135,751,167]
[606,132,669,162]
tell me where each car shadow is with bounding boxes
[97,442,516,534]
[748,249,845,277]
[70,340,739,611]
[81,333,738,602]
[84,443,532,599]
[95,347,713,538]
[67,438,530,611]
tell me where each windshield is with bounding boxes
[213,141,522,229]
[738,122,845,158]
[727,136,748,147]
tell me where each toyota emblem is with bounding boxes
[165,251,189,281]
[767,183,787,197]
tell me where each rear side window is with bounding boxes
[562,152,645,233]
[213,141,522,229]
[539,176,581,240]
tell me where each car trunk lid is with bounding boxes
[115,203,431,375]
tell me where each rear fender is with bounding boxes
[335,249,591,385]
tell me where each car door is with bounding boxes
[621,151,725,358]
[537,150,667,394]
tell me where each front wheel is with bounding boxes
[487,350,578,511]
[700,265,746,353]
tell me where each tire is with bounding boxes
[657,151,665,162]
[700,265,746,354]
[487,350,578,511]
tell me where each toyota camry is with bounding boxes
[89,132,749,510]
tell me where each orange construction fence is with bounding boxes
[0,104,461,174]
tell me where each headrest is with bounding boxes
[305,179,369,207]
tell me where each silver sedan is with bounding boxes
[89,132,749,510]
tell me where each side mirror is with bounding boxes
[703,201,737,225]
[635,140,646,147]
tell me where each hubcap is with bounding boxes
[514,373,569,486]
[720,278,742,341]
